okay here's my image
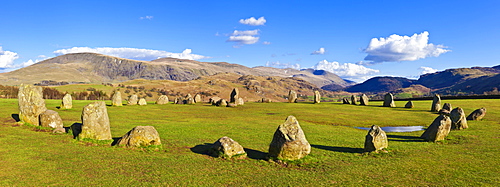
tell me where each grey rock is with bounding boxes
[313,90,321,104]
[155,95,169,104]
[268,115,311,160]
[442,103,452,111]
[261,98,272,103]
[421,115,451,142]
[210,97,222,105]
[194,94,202,103]
[431,94,441,112]
[383,93,396,107]
[216,99,228,107]
[405,101,414,108]
[235,97,245,105]
[39,110,63,129]
[466,107,486,121]
[359,94,369,106]
[111,91,123,106]
[116,126,162,148]
[351,95,357,105]
[128,95,138,105]
[209,136,246,159]
[18,84,47,126]
[60,94,72,109]
[364,125,388,153]
[138,98,147,105]
[342,98,350,104]
[450,107,468,130]
[288,90,297,103]
[230,88,239,103]
[79,101,112,140]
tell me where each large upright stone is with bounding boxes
[288,90,297,103]
[466,107,486,121]
[116,126,161,148]
[236,97,245,105]
[431,94,441,112]
[450,107,468,130]
[364,125,388,153]
[111,91,123,106]
[194,94,202,103]
[230,88,239,103]
[138,98,147,105]
[210,97,222,105]
[39,110,63,129]
[60,94,72,109]
[80,101,112,140]
[442,103,452,111]
[420,115,451,142]
[405,101,414,108]
[351,95,357,105]
[209,136,246,159]
[313,91,321,104]
[155,95,169,105]
[268,115,311,160]
[128,95,138,105]
[359,94,369,106]
[342,98,350,104]
[18,84,47,126]
[383,93,396,107]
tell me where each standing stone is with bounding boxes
[359,94,369,106]
[209,136,246,159]
[79,101,112,140]
[383,93,396,107]
[466,107,486,121]
[175,97,184,104]
[138,98,147,105]
[364,125,388,153]
[450,107,468,130]
[18,84,47,126]
[313,91,321,104]
[288,90,297,103]
[128,95,138,105]
[420,115,452,142]
[261,98,272,103]
[342,98,350,104]
[185,97,195,104]
[230,88,239,103]
[351,95,357,105]
[405,101,414,108]
[210,97,222,105]
[39,110,63,129]
[236,97,245,106]
[116,126,162,148]
[216,99,228,107]
[431,94,441,112]
[60,94,73,109]
[268,115,311,160]
[194,94,202,103]
[155,95,169,105]
[442,103,452,111]
[111,91,123,106]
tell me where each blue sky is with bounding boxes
[0,0,499,82]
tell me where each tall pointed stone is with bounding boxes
[18,84,47,126]
[383,93,396,107]
[60,93,73,109]
[230,88,239,103]
[194,94,202,103]
[364,125,388,153]
[431,94,441,112]
[111,91,123,106]
[268,115,311,160]
[79,101,112,140]
[421,115,451,142]
[288,90,297,103]
[450,107,468,130]
[351,95,357,105]
[359,94,369,106]
[342,97,350,104]
[313,91,321,104]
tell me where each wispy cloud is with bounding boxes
[239,17,266,26]
[266,61,301,70]
[419,66,438,75]
[311,47,326,55]
[226,29,260,47]
[140,16,154,20]
[262,41,271,45]
[312,59,380,82]
[53,47,209,61]
[363,31,450,62]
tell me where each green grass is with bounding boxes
[0,99,499,186]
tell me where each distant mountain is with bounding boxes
[344,77,415,93]
[0,53,350,88]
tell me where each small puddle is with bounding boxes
[355,126,425,132]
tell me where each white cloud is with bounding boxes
[0,47,19,68]
[263,41,271,45]
[312,59,380,82]
[53,47,209,61]
[227,29,260,47]
[311,47,326,55]
[266,61,301,70]
[239,17,266,26]
[419,66,438,75]
[363,31,450,62]
[140,16,153,20]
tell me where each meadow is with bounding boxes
[0,98,499,186]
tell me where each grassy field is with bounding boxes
[0,98,499,186]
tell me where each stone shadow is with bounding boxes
[70,123,82,138]
[11,114,20,122]
[111,137,122,146]
[190,143,214,157]
[387,135,425,142]
[244,148,267,160]
[311,144,364,153]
